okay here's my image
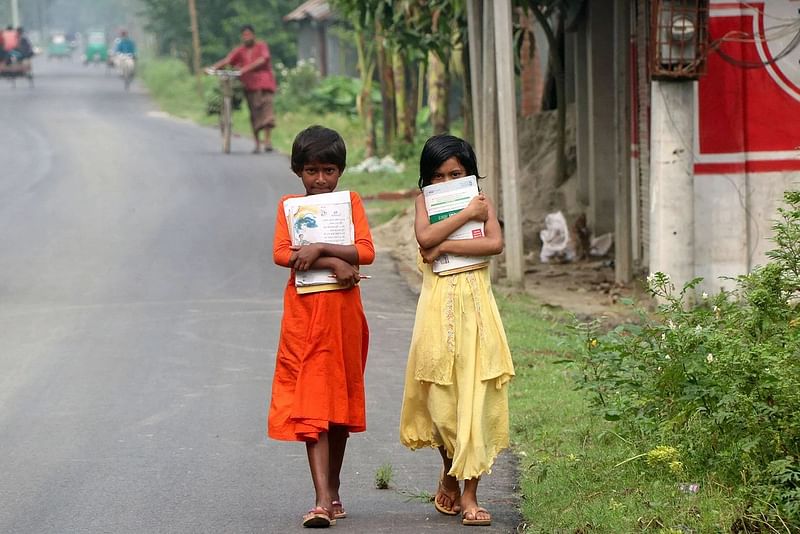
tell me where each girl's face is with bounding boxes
[430,157,467,184]
[299,161,342,195]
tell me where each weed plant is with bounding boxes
[575,191,800,530]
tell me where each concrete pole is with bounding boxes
[479,1,500,282]
[11,0,20,27]
[493,0,524,286]
[466,0,483,155]
[649,80,695,292]
[613,0,632,283]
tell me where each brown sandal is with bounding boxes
[302,506,336,528]
[434,468,461,516]
[462,506,491,526]
[331,500,347,519]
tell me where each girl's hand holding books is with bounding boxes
[465,194,489,222]
[420,244,443,264]
[329,259,362,288]
[289,244,322,271]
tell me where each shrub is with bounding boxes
[575,191,800,528]
[273,59,320,113]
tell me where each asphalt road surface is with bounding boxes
[0,59,521,533]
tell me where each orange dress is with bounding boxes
[268,191,375,442]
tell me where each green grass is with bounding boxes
[363,198,413,227]
[497,292,741,533]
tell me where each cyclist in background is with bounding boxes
[114,30,136,57]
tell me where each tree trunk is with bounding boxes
[519,7,543,117]
[462,42,474,144]
[375,21,395,155]
[355,32,376,158]
[428,51,449,135]
[404,57,419,144]
[392,50,409,146]
[532,5,566,186]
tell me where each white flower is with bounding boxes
[665,354,671,360]
[668,320,677,330]
[706,353,714,363]
[695,325,703,332]
[661,333,666,341]
[702,292,708,299]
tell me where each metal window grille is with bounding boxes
[650,0,709,79]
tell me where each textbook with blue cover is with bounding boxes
[422,176,489,275]
[283,191,353,293]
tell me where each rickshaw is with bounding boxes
[84,30,108,65]
[1,52,34,88]
[47,32,71,59]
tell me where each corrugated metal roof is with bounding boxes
[284,0,333,22]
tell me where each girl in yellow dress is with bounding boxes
[400,135,515,527]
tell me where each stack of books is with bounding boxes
[422,175,489,276]
[283,191,354,294]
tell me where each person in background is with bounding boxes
[208,24,277,153]
[0,32,7,67]
[114,29,136,57]
[2,25,18,52]
[15,27,33,60]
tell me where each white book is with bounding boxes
[283,191,354,293]
[422,176,489,275]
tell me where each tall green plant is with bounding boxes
[574,191,800,529]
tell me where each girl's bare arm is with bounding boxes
[290,243,359,271]
[414,193,489,249]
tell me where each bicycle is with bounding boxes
[117,53,135,91]
[205,68,241,154]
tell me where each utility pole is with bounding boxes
[479,1,501,281]
[649,80,695,293]
[11,0,20,27]
[492,0,525,286]
[187,0,203,95]
[613,0,632,283]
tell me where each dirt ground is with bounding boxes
[372,206,645,324]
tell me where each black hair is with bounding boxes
[240,24,255,34]
[418,134,480,190]
[291,125,347,174]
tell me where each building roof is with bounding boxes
[284,0,333,22]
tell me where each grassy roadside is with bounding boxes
[497,291,740,533]
[138,57,415,226]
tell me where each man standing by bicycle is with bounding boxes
[209,25,277,153]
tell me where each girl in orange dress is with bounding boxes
[269,125,375,528]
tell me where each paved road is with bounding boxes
[0,60,521,533]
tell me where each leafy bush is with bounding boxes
[273,59,320,113]
[309,75,362,116]
[575,191,800,528]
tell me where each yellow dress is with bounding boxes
[399,257,515,480]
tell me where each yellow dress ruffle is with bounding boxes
[399,257,514,480]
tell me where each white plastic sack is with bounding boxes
[540,211,576,263]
